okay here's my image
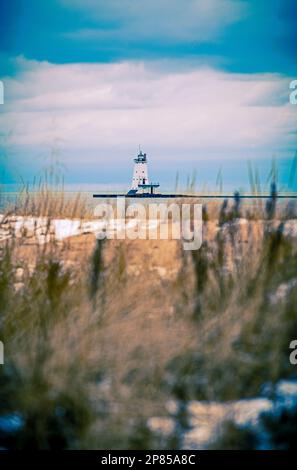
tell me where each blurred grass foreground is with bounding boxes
[0,180,297,450]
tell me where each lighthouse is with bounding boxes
[127,150,160,196]
[131,150,149,190]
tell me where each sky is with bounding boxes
[0,0,296,190]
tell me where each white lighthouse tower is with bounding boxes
[127,150,160,196]
[131,150,149,190]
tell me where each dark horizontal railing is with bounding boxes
[93,193,297,199]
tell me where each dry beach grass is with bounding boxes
[0,185,297,449]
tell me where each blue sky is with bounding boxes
[0,0,296,190]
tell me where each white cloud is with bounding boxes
[1,57,296,167]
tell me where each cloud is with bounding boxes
[63,0,247,44]
[1,56,296,180]
[2,1,296,77]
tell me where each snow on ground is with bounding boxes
[182,379,297,449]
[0,215,181,243]
[183,397,273,449]
[1,215,297,244]
[146,379,297,450]
[0,216,116,243]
